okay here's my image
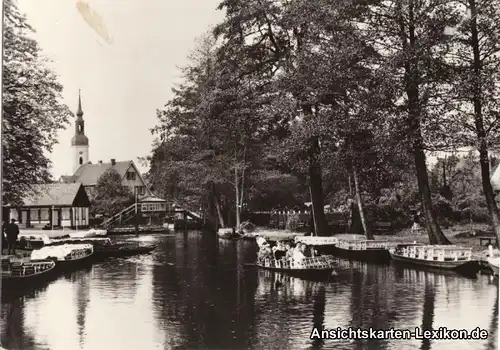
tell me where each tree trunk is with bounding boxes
[307,136,328,236]
[235,164,241,230]
[352,165,374,240]
[240,147,246,225]
[215,197,225,228]
[469,0,500,243]
[397,1,449,244]
[206,182,218,232]
[348,174,353,197]
[413,140,450,244]
[295,22,328,237]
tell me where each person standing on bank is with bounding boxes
[5,218,20,255]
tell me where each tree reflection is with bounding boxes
[485,285,498,350]
[420,277,435,350]
[151,231,259,349]
[0,297,39,349]
[75,269,91,348]
[311,285,326,349]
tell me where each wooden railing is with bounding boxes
[101,203,137,229]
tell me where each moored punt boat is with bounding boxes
[330,239,391,264]
[68,228,108,238]
[17,233,52,250]
[47,237,112,246]
[248,256,337,281]
[1,258,56,289]
[218,228,241,240]
[389,243,480,273]
[46,238,156,260]
[294,236,339,255]
[30,244,94,271]
[94,242,157,259]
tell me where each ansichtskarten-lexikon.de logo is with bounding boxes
[310,327,489,340]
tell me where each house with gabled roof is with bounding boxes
[60,158,152,200]
[56,91,167,224]
[4,183,91,229]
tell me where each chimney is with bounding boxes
[98,160,102,164]
[111,159,116,166]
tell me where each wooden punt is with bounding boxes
[330,239,391,264]
[31,244,94,271]
[247,256,337,281]
[1,258,56,289]
[218,228,242,240]
[389,243,480,273]
[294,236,339,255]
[94,242,157,259]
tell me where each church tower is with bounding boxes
[71,90,89,174]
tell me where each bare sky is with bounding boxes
[19,0,223,178]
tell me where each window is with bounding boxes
[138,186,145,195]
[126,171,136,180]
[62,208,71,220]
[78,125,82,132]
[141,203,163,212]
[79,157,83,165]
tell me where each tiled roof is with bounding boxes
[67,161,133,186]
[20,183,84,206]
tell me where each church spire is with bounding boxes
[72,89,88,146]
[77,89,83,117]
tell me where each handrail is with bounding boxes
[101,203,137,228]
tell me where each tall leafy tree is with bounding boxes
[2,0,72,205]
[91,169,134,217]
[362,0,462,244]
[447,0,500,241]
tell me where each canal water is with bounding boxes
[0,231,498,350]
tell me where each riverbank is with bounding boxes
[375,223,495,254]
[254,223,495,254]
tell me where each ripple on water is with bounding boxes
[0,232,497,350]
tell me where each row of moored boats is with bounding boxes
[1,229,157,290]
[239,233,499,280]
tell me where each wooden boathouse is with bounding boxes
[3,183,91,229]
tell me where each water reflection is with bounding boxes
[420,280,435,350]
[0,232,497,350]
[486,285,499,350]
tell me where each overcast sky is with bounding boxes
[19,0,223,178]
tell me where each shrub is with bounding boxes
[460,206,490,223]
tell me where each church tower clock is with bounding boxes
[71,90,89,174]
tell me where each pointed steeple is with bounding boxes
[72,89,88,147]
[77,89,84,118]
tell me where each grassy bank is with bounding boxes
[376,223,494,253]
